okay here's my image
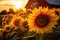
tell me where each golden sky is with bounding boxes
[0,0,28,11]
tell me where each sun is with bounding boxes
[14,2,22,9]
[12,0,29,9]
[28,7,59,34]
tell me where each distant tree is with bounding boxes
[0,10,7,15]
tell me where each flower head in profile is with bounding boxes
[28,7,59,34]
[54,8,60,18]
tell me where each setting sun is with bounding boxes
[14,2,22,9]
[13,0,29,9]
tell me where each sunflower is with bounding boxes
[0,28,4,32]
[28,7,59,34]
[9,16,25,30]
[0,28,4,39]
[2,14,14,26]
[3,25,11,32]
[54,8,60,18]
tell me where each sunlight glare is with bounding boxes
[14,2,22,9]
[13,0,29,9]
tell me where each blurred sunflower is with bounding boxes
[54,8,60,18]
[0,28,4,32]
[9,16,25,30]
[2,14,14,26]
[3,25,11,32]
[0,28,4,39]
[16,9,27,19]
[28,7,59,34]
[16,8,26,14]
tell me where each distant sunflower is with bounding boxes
[0,28,4,32]
[54,8,60,18]
[9,16,24,30]
[4,25,11,32]
[0,28,4,38]
[28,7,59,34]
[2,14,14,26]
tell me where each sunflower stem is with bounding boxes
[22,35,35,39]
[39,35,44,40]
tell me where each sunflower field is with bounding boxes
[0,7,60,40]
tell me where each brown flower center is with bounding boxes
[6,26,10,30]
[13,19,21,26]
[35,14,50,27]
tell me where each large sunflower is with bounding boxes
[28,7,59,34]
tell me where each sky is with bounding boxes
[0,0,28,11]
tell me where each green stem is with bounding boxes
[22,35,35,39]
